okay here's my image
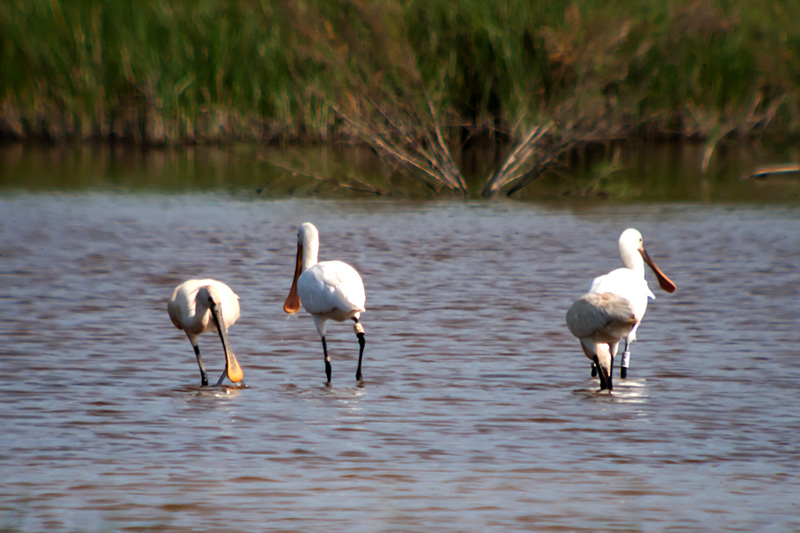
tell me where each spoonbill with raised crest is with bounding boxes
[168,279,243,386]
[283,222,366,384]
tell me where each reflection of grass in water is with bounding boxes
[1,141,797,203]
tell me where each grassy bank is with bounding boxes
[1,0,799,145]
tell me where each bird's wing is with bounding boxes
[167,282,199,329]
[566,292,636,339]
[590,268,654,313]
[207,280,241,328]
[590,268,634,295]
[167,292,184,329]
[298,261,365,315]
[588,272,608,294]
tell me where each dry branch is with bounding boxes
[742,164,800,181]
[480,122,568,197]
[326,94,467,194]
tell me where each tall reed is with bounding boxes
[1,0,798,145]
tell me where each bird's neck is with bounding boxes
[301,240,319,272]
[621,249,645,277]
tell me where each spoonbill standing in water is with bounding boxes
[566,292,638,391]
[577,228,676,384]
[168,279,244,386]
[283,222,366,384]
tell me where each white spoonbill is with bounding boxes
[283,222,366,384]
[566,292,638,391]
[168,279,243,386]
[587,228,676,379]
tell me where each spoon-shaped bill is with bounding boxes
[640,248,677,293]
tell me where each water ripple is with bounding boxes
[1,196,799,531]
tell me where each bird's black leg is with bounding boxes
[593,355,612,391]
[353,318,365,381]
[192,343,209,386]
[321,336,332,384]
[608,352,615,391]
[620,338,630,379]
[591,363,598,377]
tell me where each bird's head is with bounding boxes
[619,228,676,293]
[197,284,223,310]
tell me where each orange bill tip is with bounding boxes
[640,248,677,293]
[226,351,244,383]
[283,289,301,314]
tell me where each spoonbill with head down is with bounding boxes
[283,222,366,384]
[168,279,244,386]
[583,228,676,381]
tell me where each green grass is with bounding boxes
[1,0,798,143]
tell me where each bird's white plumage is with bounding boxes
[167,278,243,385]
[590,267,653,340]
[284,222,367,383]
[567,228,675,388]
[168,279,240,339]
[298,260,365,321]
[292,222,365,332]
[588,228,664,342]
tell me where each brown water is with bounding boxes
[1,146,800,531]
